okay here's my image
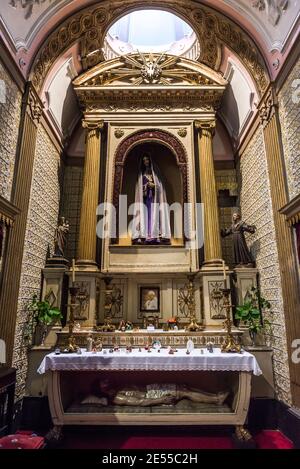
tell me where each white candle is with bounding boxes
[72,259,76,283]
[222,260,228,288]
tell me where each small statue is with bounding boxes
[118,320,126,332]
[221,212,256,267]
[185,316,203,332]
[86,334,93,352]
[125,321,133,331]
[65,336,78,353]
[92,336,103,352]
[206,342,214,353]
[54,217,70,257]
[97,317,116,332]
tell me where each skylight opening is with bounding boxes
[104,10,199,59]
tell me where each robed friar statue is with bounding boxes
[221,212,256,266]
[54,217,69,257]
[132,154,171,245]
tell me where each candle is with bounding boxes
[72,258,76,284]
[189,248,192,273]
[222,260,227,288]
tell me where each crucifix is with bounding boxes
[65,259,80,352]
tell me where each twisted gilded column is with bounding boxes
[195,121,222,264]
[259,86,300,406]
[77,119,104,267]
[0,83,43,365]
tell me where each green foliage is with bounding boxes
[235,287,271,334]
[28,294,62,326]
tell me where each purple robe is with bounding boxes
[132,157,171,244]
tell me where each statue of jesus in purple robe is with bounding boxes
[132,154,171,245]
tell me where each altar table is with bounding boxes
[38,348,261,431]
[38,348,262,375]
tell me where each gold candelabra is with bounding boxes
[103,276,114,319]
[185,273,204,332]
[221,288,241,353]
[64,285,80,352]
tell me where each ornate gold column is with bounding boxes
[77,120,104,267]
[0,83,43,366]
[195,121,222,264]
[259,86,300,407]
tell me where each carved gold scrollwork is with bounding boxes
[30,1,269,97]
[27,85,43,125]
[258,87,277,128]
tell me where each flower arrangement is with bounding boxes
[235,286,271,345]
[24,294,62,346]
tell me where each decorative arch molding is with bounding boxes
[113,129,189,215]
[29,0,269,96]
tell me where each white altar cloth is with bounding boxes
[37,348,262,376]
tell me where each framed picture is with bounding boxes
[140,286,160,313]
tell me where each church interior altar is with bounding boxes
[2,0,300,452]
[33,49,265,443]
[38,347,261,433]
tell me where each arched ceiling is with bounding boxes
[1,1,298,149]
[1,0,299,80]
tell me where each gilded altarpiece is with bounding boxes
[68,52,231,330]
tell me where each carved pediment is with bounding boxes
[74,53,226,87]
[73,53,227,109]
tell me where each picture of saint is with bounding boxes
[140,287,160,312]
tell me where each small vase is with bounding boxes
[249,330,257,347]
[40,325,48,347]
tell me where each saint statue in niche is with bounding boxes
[221,212,256,266]
[54,217,70,257]
[132,153,171,245]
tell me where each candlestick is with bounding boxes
[189,248,192,273]
[222,260,226,280]
[72,258,76,284]
[221,288,241,354]
[222,260,227,289]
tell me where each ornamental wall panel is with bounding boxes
[12,126,63,399]
[62,165,83,260]
[278,56,300,200]
[238,126,291,405]
[0,60,21,201]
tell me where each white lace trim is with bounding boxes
[38,349,262,376]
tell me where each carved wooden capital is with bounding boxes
[195,120,216,138]
[0,196,20,227]
[82,120,104,139]
[259,87,277,128]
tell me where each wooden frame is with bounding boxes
[140,286,160,313]
[47,369,252,427]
